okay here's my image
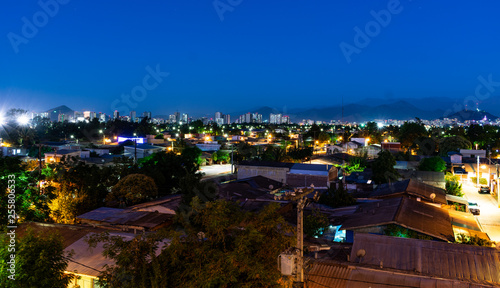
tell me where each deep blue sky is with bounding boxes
[1,0,500,117]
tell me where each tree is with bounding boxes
[0,228,74,287]
[318,184,356,208]
[439,136,472,156]
[397,122,428,150]
[304,209,329,238]
[445,173,464,197]
[371,150,400,184]
[418,156,446,172]
[107,174,158,206]
[88,200,295,288]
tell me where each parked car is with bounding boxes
[468,202,480,215]
[478,186,490,194]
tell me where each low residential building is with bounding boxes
[340,197,455,242]
[370,179,447,204]
[460,148,486,159]
[236,162,337,188]
[44,149,89,162]
[123,144,166,159]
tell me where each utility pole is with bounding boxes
[283,187,318,287]
[477,155,480,187]
[134,138,137,164]
[230,143,234,174]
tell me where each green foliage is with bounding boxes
[445,173,464,197]
[397,122,428,149]
[455,234,493,247]
[212,150,230,164]
[384,224,433,240]
[371,150,400,184]
[262,145,288,162]
[88,201,295,288]
[318,184,356,208]
[418,156,446,172]
[470,177,488,185]
[181,146,204,171]
[304,209,329,238]
[0,228,74,288]
[107,174,158,206]
[439,136,472,156]
[287,147,313,162]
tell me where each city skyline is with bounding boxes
[2,1,500,116]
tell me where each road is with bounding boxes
[461,181,500,243]
[199,164,232,179]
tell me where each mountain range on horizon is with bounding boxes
[43,95,500,123]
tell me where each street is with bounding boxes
[199,164,232,179]
[461,181,500,243]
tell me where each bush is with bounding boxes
[470,177,487,185]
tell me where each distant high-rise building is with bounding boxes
[224,114,231,125]
[244,113,252,123]
[215,112,224,126]
[282,115,290,124]
[252,113,262,123]
[130,111,137,122]
[169,114,176,123]
[270,113,282,124]
[143,111,152,121]
[182,113,189,124]
[175,112,180,123]
[114,110,119,119]
[99,112,106,122]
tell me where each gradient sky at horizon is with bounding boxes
[1,0,500,117]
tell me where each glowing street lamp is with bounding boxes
[17,115,30,125]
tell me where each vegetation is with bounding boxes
[87,200,295,288]
[304,209,329,238]
[318,184,356,208]
[418,156,446,172]
[384,224,433,240]
[106,174,158,206]
[0,228,74,288]
[371,150,399,184]
[445,173,464,197]
[455,234,493,247]
[470,177,488,185]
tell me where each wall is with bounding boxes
[236,165,288,183]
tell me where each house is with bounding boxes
[326,144,345,154]
[366,144,381,158]
[1,146,28,157]
[236,162,337,188]
[77,206,174,233]
[460,149,486,159]
[44,149,89,162]
[219,176,283,201]
[448,151,463,164]
[123,143,166,159]
[17,222,168,288]
[340,197,455,242]
[195,142,221,151]
[381,141,401,153]
[370,179,447,204]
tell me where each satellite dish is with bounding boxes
[356,249,366,258]
[310,183,315,188]
[430,193,436,200]
[269,185,274,190]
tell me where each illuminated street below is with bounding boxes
[462,182,500,243]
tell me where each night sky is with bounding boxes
[1,0,500,117]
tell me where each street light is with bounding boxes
[17,115,30,125]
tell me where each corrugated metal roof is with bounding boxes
[305,261,497,287]
[340,197,454,242]
[371,179,447,204]
[350,233,500,286]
